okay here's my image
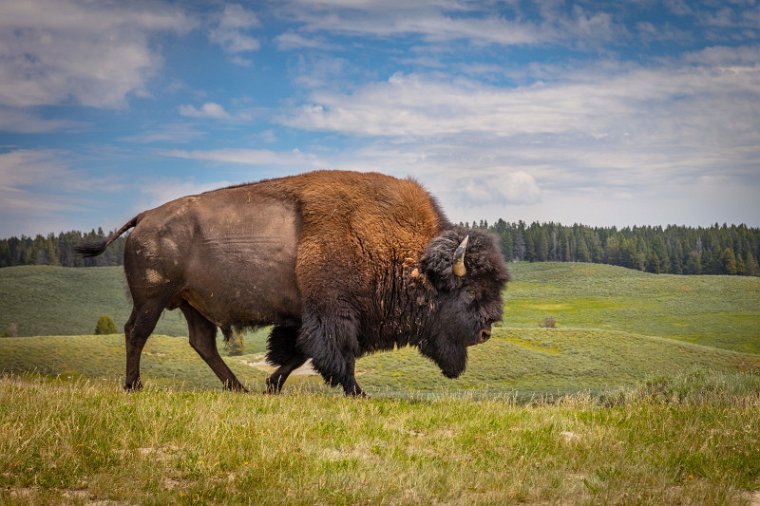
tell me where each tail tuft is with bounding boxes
[73,215,139,258]
[74,240,109,258]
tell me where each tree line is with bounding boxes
[1,222,759,276]
[461,220,760,276]
[0,229,125,268]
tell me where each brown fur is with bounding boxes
[75,170,508,395]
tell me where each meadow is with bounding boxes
[0,262,758,504]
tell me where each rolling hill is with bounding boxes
[0,262,757,396]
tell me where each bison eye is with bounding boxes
[465,287,482,302]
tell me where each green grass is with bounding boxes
[0,265,186,336]
[0,373,758,505]
[0,262,758,396]
[1,262,759,503]
[505,262,760,354]
[0,262,760,353]
[1,329,757,398]
[3,263,758,354]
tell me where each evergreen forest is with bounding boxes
[1,221,759,276]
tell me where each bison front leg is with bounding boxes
[340,354,366,397]
[298,309,366,397]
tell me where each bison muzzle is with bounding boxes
[76,170,509,395]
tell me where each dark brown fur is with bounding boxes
[76,170,509,395]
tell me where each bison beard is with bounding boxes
[74,170,509,395]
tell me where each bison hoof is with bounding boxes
[223,382,248,393]
[265,376,285,394]
[123,380,143,392]
[343,384,367,397]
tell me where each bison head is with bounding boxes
[417,228,509,378]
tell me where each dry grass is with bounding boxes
[1,373,758,505]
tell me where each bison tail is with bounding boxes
[74,215,140,258]
[74,240,110,258]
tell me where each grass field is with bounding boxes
[0,262,758,504]
[505,263,760,354]
[2,262,758,353]
[0,265,187,337]
[1,328,756,399]
[1,373,758,505]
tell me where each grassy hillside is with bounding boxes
[0,265,186,336]
[0,261,758,395]
[506,262,760,354]
[2,262,758,353]
[1,329,757,398]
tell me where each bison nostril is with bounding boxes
[479,329,491,342]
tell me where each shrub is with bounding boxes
[2,322,18,337]
[223,326,245,356]
[95,315,117,335]
[539,317,556,328]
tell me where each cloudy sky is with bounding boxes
[1,0,759,237]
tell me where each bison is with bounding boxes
[76,170,509,395]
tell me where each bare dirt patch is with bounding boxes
[242,354,317,376]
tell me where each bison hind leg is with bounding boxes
[180,303,247,392]
[265,325,307,394]
[123,297,170,391]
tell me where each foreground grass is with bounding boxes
[1,373,758,505]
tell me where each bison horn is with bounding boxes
[452,235,469,277]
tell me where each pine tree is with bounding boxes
[535,227,549,262]
[686,250,702,274]
[745,251,760,276]
[576,236,591,263]
[722,248,738,275]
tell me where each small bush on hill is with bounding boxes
[94,315,117,335]
[223,326,245,356]
[540,317,557,328]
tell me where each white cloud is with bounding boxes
[0,106,82,133]
[0,149,102,236]
[0,149,70,193]
[209,4,260,59]
[121,122,204,144]
[178,102,232,120]
[137,178,234,210]
[176,102,256,122]
[273,45,760,226]
[275,31,337,51]
[281,0,547,46]
[0,0,194,109]
[282,52,760,149]
[160,148,322,169]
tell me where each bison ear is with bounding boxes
[420,230,469,290]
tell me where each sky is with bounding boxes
[0,0,759,238]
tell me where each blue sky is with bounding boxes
[1,0,759,238]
